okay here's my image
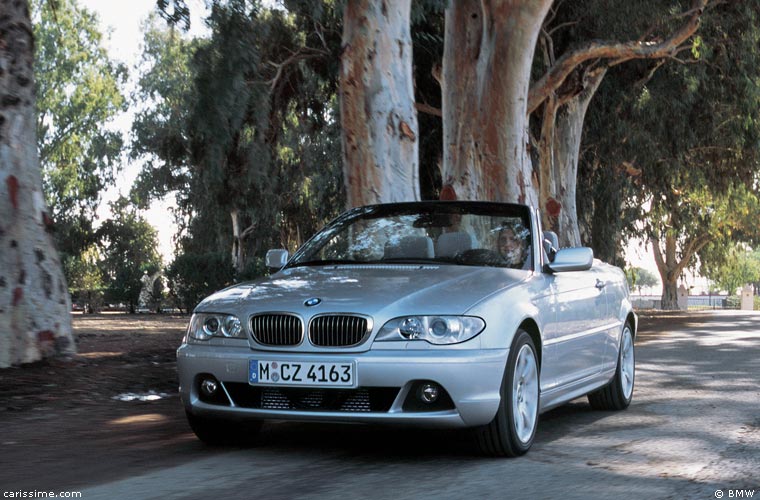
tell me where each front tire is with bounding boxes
[588,322,635,411]
[186,411,263,446]
[475,329,539,457]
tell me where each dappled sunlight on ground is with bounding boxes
[109,413,170,426]
[1,311,758,496]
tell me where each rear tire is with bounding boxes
[474,329,539,457]
[186,411,263,446]
[588,322,635,411]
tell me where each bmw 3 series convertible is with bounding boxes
[177,201,636,456]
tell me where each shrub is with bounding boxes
[166,252,235,313]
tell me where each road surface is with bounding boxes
[2,311,758,499]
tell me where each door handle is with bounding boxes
[595,279,606,290]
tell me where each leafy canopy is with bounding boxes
[97,198,162,311]
[32,0,128,286]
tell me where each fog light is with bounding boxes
[200,378,218,396]
[418,383,439,403]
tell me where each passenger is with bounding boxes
[497,224,530,269]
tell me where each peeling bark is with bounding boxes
[539,68,606,247]
[339,0,419,208]
[442,0,551,204]
[528,0,707,248]
[0,0,75,367]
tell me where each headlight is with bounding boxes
[188,313,244,341]
[375,316,485,345]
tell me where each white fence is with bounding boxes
[632,295,736,310]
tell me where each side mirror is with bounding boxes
[265,249,289,270]
[547,247,593,273]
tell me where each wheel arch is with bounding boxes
[518,318,542,369]
[625,312,637,338]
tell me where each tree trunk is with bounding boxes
[339,0,419,208]
[0,0,75,368]
[661,278,679,310]
[652,234,683,310]
[230,209,244,274]
[539,68,606,247]
[441,0,551,204]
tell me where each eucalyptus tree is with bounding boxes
[702,246,760,297]
[579,1,760,308]
[339,0,419,207]
[97,198,162,314]
[0,0,74,367]
[32,0,127,277]
[625,267,659,295]
[136,1,344,274]
[440,0,707,247]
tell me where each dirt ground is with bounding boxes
[0,311,686,492]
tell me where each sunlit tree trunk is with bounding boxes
[441,0,551,204]
[0,0,75,368]
[529,0,706,247]
[339,0,419,208]
[538,69,606,247]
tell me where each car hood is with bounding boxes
[196,264,528,317]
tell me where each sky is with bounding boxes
[73,0,692,293]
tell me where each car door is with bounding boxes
[541,266,609,390]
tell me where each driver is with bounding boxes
[497,224,529,269]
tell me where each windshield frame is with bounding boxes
[285,201,536,271]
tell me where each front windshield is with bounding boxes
[288,203,533,270]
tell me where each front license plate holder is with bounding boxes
[249,359,356,388]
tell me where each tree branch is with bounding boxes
[266,47,328,92]
[651,237,668,278]
[528,0,708,114]
[633,59,667,88]
[240,223,258,240]
[415,102,442,118]
[674,233,713,277]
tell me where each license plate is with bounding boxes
[249,360,355,387]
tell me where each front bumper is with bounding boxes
[177,344,508,428]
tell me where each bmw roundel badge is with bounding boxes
[304,297,322,307]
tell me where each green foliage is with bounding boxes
[97,198,162,313]
[578,2,760,270]
[132,1,345,277]
[625,267,659,294]
[130,15,202,207]
[539,0,694,263]
[65,245,105,312]
[166,252,234,313]
[32,0,127,271]
[703,246,760,296]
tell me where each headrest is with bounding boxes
[436,231,475,257]
[384,235,434,259]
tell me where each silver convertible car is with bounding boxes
[177,202,636,456]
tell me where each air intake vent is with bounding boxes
[250,314,303,346]
[309,315,370,347]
